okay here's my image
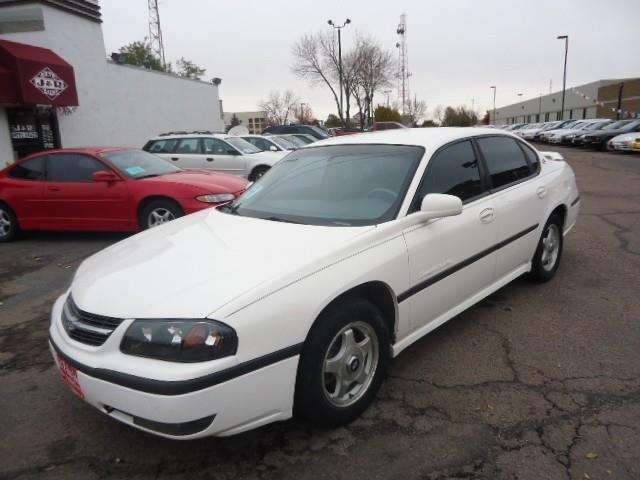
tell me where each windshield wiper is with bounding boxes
[264,216,301,224]
[136,174,160,179]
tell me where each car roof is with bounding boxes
[313,127,519,150]
[21,147,130,158]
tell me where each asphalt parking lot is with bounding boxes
[1,146,639,480]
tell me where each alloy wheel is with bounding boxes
[0,208,12,238]
[322,321,379,408]
[541,223,560,272]
[147,208,175,228]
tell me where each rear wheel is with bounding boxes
[0,203,19,242]
[140,199,184,229]
[249,166,269,182]
[295,298,390,426]
[528,214,563,283]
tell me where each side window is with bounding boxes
[476,136,532,189]
[9,156,45,181]
[203,138,230,155]
[47,154,106,182]
[146,139,177,153]
[519,142,540,173]
[175,138,202,154]
[416,140,483,204]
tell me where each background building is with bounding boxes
[223,111,268,134]
[491,78,640,125]
[0,0,224,165]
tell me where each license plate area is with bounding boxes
[57,355,85,400]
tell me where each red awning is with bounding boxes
[0,39,78,107]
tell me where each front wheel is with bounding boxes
[295,298,390,426]
[140,199,184,229]
[528,214,563,283]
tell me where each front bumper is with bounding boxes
[49,295,298,439]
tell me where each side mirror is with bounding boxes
[93,170,120,182]
[269,145,278,152]
[419,194,462,220]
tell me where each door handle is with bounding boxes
[479,208,495,223]
[206,157,215,162]
[171,157,179,161]
[48,186,61,192]
[536,186,547,198]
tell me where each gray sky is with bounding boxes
[100,0,639,121]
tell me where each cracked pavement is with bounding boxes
[1,147,639,479]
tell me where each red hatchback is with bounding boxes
[0,147,249,241]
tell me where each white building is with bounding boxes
[0,0,224,165]
[223,111,268,134]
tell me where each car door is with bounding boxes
[202,137,247,175]
[168,138,206,169]
[475,136,545,280]
[43,153,130,230]
[3,155,47,229]
[402,140,498,332]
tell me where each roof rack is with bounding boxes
[158,130,225,136]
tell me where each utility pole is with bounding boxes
[557,35,569,120]
[299,102,306,122]
[328,19,351,127]
[617,82,624,119]
[396,14,410,116]
[490,86,497,124]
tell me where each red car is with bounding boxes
[0,147,249,241]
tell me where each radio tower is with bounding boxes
[148,0,166,69]
[395,14,411,116]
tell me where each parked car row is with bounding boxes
[498,119,640,151]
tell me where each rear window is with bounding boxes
[9,156,45,180]
[477,136,533,189]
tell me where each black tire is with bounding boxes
[140,199,184,230]
[0,202,19,242]
[295,298,390,427]
[249,166,270,182]
[528,213,563,283]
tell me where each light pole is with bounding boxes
[384,89,392,108]
[299,102,306,122]
[328,18,351,126]
[557,35,568,120]
[491,86,497,124]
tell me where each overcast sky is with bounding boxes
[100,0,638,121]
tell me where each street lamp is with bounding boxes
[557,35,568,120]
[490,86,496,125]
[327,18,351,126]
[299,102,306,122]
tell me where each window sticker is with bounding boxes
[126,166,146,176]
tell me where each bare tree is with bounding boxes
[405,96,427,126]
[259,90,299,126]
[294,103,314,124]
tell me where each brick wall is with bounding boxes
[597,79,640,119]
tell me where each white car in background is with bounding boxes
[238,134,297,153]
[516,123,545,140]
[545,119,609,144]
[50,128,579,439]
[608,131,640,151]
[144,133,287,181]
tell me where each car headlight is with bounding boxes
[121,319,238,362]
[196,193,235,203]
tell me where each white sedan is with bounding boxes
[49,128,580,439]
[608,131,640,151]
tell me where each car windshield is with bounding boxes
[307,126,330,139]
[282,135,308,147]
[619,120,640,131]
[225,137,262,154]
[585,122,610,131]
[101,149,181,179]
[269,135,298,150]
[220,144,424,226]
[292,134,315,144]
[603,120,629,130]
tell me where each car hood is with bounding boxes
[71,209,374,320]
[142,171,249,193]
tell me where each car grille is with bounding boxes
[62,295,124,346]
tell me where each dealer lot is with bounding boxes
[1,147,639,479]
